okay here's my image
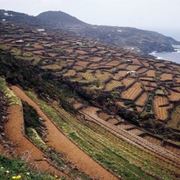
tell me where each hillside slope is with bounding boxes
[37,11,179,54]
[0,9,180,54]
[0,17,180,179]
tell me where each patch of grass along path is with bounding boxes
[0,155,57,180]
[26,127,91,180]
[0,77,21,106]
[26,90,175,180]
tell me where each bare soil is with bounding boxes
[11,86,118,180]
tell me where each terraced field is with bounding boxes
[25,88,180,179]
[0,21,180,179]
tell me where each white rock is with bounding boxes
[117,29,123,33]
[37,28,45,32]
[16,39,24,43]
[4,12,9,16]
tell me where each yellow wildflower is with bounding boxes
[12,175,22,179]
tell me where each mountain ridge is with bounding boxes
[1,9,180,54]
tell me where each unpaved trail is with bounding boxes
[11,86,118,180]
[4,104,66,177]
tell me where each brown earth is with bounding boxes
[11,85,118,180]
[4,104,65,177]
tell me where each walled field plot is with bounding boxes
[153,96,169,121]
[137,67,147,74]
[175,77,180,83]
[131,59,142,65]
[168,90,180,102]
[141,61,149,67]
[75,50,88,55]
[41,64,63,71]
[80,71,96,82]
[126,65,140,71]
[89,56,102,62]
[97,111,112,121]
[121,82,143,100]
[135,92,148,107]
[167,105,180,130]
[160,73,173,81]
[141,81,157,88]
[75,60,90,67]
[105,60,120,67]
[95,71,112,82]
[122,78,136,87]
[117,63,128,69]
[146,70,156,77]
[113,70,128,80]
[105,80,124,91]
[154,62,166,68]
[64,70,76,77]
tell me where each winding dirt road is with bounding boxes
[11,86,118,180]
[4,105,65,177]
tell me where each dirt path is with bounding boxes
[11,86,118,180]
[4,104,66,177]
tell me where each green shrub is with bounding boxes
[0,155,56,180]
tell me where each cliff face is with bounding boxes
[0,9,180,54]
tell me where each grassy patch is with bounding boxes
[0,77,21,106]
[23,102,46,137]
[0,155,56,180]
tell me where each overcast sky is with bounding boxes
[1,0,180,39]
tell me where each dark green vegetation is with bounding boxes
[23,102,46,137]
[0,50,76,113]
[0,155,56,180]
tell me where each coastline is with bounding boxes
[149,46,180,64]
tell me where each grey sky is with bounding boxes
[0,0,180,39]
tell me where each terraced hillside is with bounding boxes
[0,21,180,179]
[0,22,180,140]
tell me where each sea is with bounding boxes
[150,45,180,64]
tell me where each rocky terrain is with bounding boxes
[0,12,180,180]
[1,9,180,54]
